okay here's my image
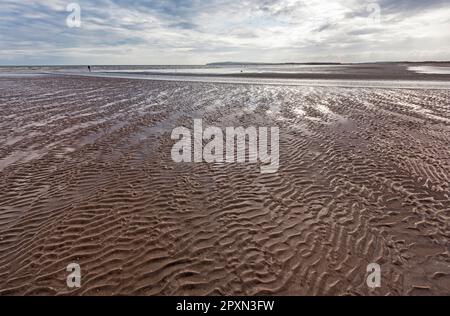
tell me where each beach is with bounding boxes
[0,73,449,295]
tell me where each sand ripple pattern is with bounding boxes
[0,76,449,295]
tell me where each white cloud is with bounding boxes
[0,0,449,64]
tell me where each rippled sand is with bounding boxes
[0,75,449,295]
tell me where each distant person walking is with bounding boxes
[88,65,91,72]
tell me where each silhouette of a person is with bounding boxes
[88,65,91,72]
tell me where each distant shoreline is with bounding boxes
[1,61,450,68]
[206,62,343,66]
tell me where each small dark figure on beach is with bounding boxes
[88,65,91,72]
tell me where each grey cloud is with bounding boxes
[169,22,198,30]
[0,0,449,65]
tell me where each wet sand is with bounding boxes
[57,62,450,82]
[0,75,449,295]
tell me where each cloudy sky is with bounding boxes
[1,0,449,65]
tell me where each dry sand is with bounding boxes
[0,75,449,295]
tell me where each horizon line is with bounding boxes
[1,60,450,67]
